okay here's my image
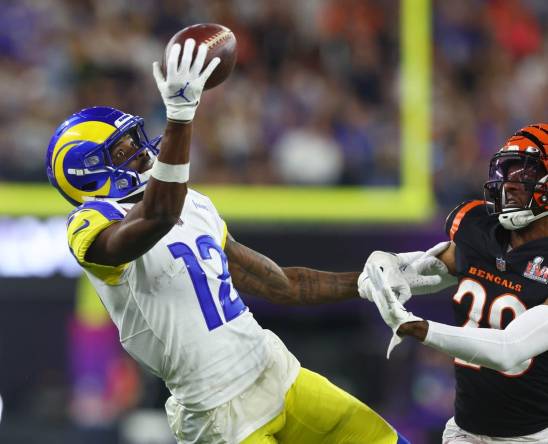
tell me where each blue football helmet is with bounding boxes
[46,106,161,206]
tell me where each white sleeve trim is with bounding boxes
[424,304,548,371]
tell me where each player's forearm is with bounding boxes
[281,268,360,305]
[233,266,360,305]
[141,122,190,224]
[437,241,457,275]
[226,236,360,305]
[228,252,359,305]
[157,121,191,165]
[413,305,548,372]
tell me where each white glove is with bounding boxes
[358,242,457,303]
[152,39,220,122]
[366,261,423,358]
[358,251,414,303]
[402,241,457,295]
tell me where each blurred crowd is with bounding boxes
[2,3,546,441]
[0,0,547,210]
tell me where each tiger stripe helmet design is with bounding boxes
[484,123,548,230]
[45,107,160,206]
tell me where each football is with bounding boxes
[162,23,237,90]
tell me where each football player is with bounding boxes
[46,39,411,443]
[361,124,548,443]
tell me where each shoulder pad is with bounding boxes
[67,200,124,226]
[445,200,485,240]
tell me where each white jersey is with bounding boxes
[66,189,271,410]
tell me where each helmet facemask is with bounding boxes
[484,151,548,230]
[77,116,160,202]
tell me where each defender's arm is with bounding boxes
[367,260,548,368]
[225,234,360,305]
[399,302,548,372]
[437,241,457,274]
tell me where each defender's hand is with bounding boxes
[358,243,456,303]
[366,261,422,358]
[404,241,458,295]
[152,39,220,122]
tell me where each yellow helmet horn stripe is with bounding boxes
[52,121,115,204]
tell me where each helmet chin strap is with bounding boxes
[499,209,548,230]
[114,164,154,202]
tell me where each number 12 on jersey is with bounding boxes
[168,235,247,331]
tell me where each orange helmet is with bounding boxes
[484,123,548,229]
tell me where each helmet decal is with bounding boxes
[51,121,114,204]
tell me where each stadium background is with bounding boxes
[0,0,546,442]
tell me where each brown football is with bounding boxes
[162,23,237,90]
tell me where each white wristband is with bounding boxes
[150,160,189,183]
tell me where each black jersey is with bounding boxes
[445,200,548,437]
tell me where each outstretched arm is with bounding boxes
[398,301,548,372]
[366,258,548,367]
[86,41,219,266]
[225,234,360,305]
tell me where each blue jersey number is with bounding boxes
[168,235,247,330]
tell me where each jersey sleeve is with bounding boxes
[445,200,485,241]
[66,201,129,285]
